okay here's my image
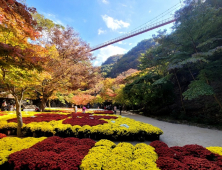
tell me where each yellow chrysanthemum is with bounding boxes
[0,137,46,165]
[206,146,222,156]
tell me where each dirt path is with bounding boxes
[115,110,222,147]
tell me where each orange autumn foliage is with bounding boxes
[105,88,117,97]
[72,94,95,106]
[0,0,47,69]
[34,26,100,111]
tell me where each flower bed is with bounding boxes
[0,113,7,116]
[0,112,163,141]
[63,117,108,126]
[1,137,222,170]
[0,111,16,124]
[8,136,95,170]
[7,113,71,124]
[150,140,222,169]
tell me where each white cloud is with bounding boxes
[98,28,106,35]
[93,45,127,66]
[102,15,130,30]
[102,0,109,4]
[42,12,65,26]
[149,10,151,13]
[118,41,127,45]
[118,31,127,34]
[94,60,99,66]
[129,43,132,45]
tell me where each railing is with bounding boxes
[90,17,176,52]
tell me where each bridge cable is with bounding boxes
[129,2,181,33]
[91,2,182,50]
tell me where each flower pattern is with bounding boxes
[0,136,222,169]
[0,111,163,140]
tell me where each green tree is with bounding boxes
[136,0,222,115]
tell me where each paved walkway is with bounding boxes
[115,110,222,147]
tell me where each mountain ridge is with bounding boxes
[101,39,155,78]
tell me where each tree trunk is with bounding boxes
[48,99,51,108]
[40,89,54,111]
[174,71,186,112]
[204,74,222,109]
[213,94,222,109]
[188,66,195,80]
[15,97,23,137]
[40,97,48,112]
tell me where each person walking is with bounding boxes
[113,105,117,114]
[9,103,14,111]
[1,101,7,111]
[119,105,122,115]
[82,106,86,114]
[74,105,78,113]
[7,102,10,111]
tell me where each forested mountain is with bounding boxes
[102,54,123,65]
[103,39,155,78]
[101,54,123,77]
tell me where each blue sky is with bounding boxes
[26,0,182,66]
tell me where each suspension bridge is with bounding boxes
[90,2,182,52]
